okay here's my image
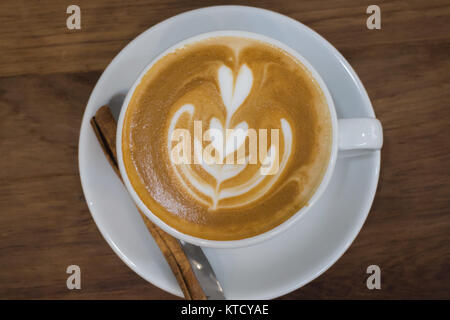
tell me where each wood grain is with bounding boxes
[0,0,449,299]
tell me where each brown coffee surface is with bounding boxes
[122,36,332,240]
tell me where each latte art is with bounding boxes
[122,36,332,240]
[168,63,293,209]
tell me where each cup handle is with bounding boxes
[338,118,383,151]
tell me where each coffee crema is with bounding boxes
[122,36,332,240]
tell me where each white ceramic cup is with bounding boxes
[116,30,383,248]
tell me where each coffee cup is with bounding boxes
[116,30,383,248]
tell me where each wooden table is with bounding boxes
[0,0,449,299]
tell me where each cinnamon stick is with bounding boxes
[91,105,206,300]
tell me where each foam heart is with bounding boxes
[208,117,248,161]
[218,64,253,125]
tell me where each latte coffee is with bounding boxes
[122,36,332,240]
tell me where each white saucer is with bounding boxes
[79,6,380,299]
